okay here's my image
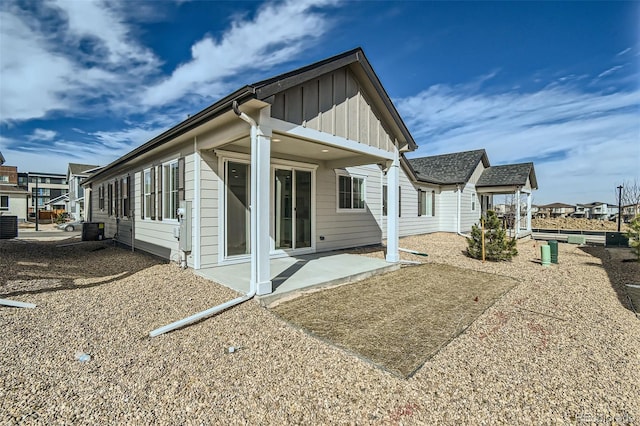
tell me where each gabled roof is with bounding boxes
[68,163,100,177]
[45,193,69,205]
[407,149,488,185]
[577,201,607,208]
[539,202,574,209]
[85,47,415,185]
[476,162,538,189]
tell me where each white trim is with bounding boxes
[193,141,201,269]
[334,169,367,213]
[268,117,395,160]
[161,158,179,221]
[270,164,317,254]
[218,151,318,263]
[142,168,152,220]
[220,156,252,261]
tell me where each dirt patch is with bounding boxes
[272,263,518,378]
[532,217,628,232]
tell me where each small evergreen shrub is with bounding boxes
[625,215,640,261]
[467,210,518,261]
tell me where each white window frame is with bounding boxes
[143,168,152,220]
[418,189,434,217]
[0,175,9,183]
[335,171,366,213]
[471,193,476,211]
[162,159,179,221]
[0,195,8,210]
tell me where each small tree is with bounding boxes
[625,215,640,261]
[467,210,518,261]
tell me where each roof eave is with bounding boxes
[83,86,256,186]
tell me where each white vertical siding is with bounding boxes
[271,67,395,153]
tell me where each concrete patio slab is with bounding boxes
[196,252,400,306]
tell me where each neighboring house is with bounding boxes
[24,172,68,215]
[574,202,609,220]
[538,203,575,218]
[407,149,538,237]
[622,203,640,222]
[82,48,537,296]
[67,163,100,220]
[0,165,29,221]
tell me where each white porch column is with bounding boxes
[386,147,400,263]
[526,192,532,231]
[251,108,272,295]
[515,188,521,238]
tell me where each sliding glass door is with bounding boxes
[274,168,312,251]
[226,161,250,256]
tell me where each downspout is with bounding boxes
[456,184,469,237]
[148,101,257,338]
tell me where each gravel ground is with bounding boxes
[1,234,639,424]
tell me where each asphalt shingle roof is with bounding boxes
[68,163,100,176]
[407,149,488,185]
[476,163,537,189]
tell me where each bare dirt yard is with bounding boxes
[1,234,639,424]
[273,264,518,378]
[532,216,629,232]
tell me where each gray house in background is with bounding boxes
[67,163,100,220]
[407,149,538,237]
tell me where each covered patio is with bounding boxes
[196,251,399,306]
[476,162,538,239]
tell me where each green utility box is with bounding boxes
[548,240,558,264]
[605,232,629,247]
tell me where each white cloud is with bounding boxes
[28,129,58,141]
[140,0,340,108]
[0,1,158,123]
[398,83,640,204]
[597,65,624,78]
[50,0,158,71]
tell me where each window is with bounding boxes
[418,189,435,217]
[382,185,402,217]
[121,177,129,218]
[382,185,387,216]
[0,175,8,182]
[98,185,105,210]
[108,183,113,216]
[337,174,365,211]
[471,193,476,211]
[0,195,8,210]
[163,160,179,220]
[143,169,152,219]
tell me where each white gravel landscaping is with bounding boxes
[1,234,639,424]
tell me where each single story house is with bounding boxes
[83,48,537,297]
[83,48,417,296]
[406,149,537,237]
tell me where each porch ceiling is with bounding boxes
[223,133,383,166]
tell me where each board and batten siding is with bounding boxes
[270,67,396,153]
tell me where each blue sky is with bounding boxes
[1,0,638,205]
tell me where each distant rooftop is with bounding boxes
[408,149,488,185]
